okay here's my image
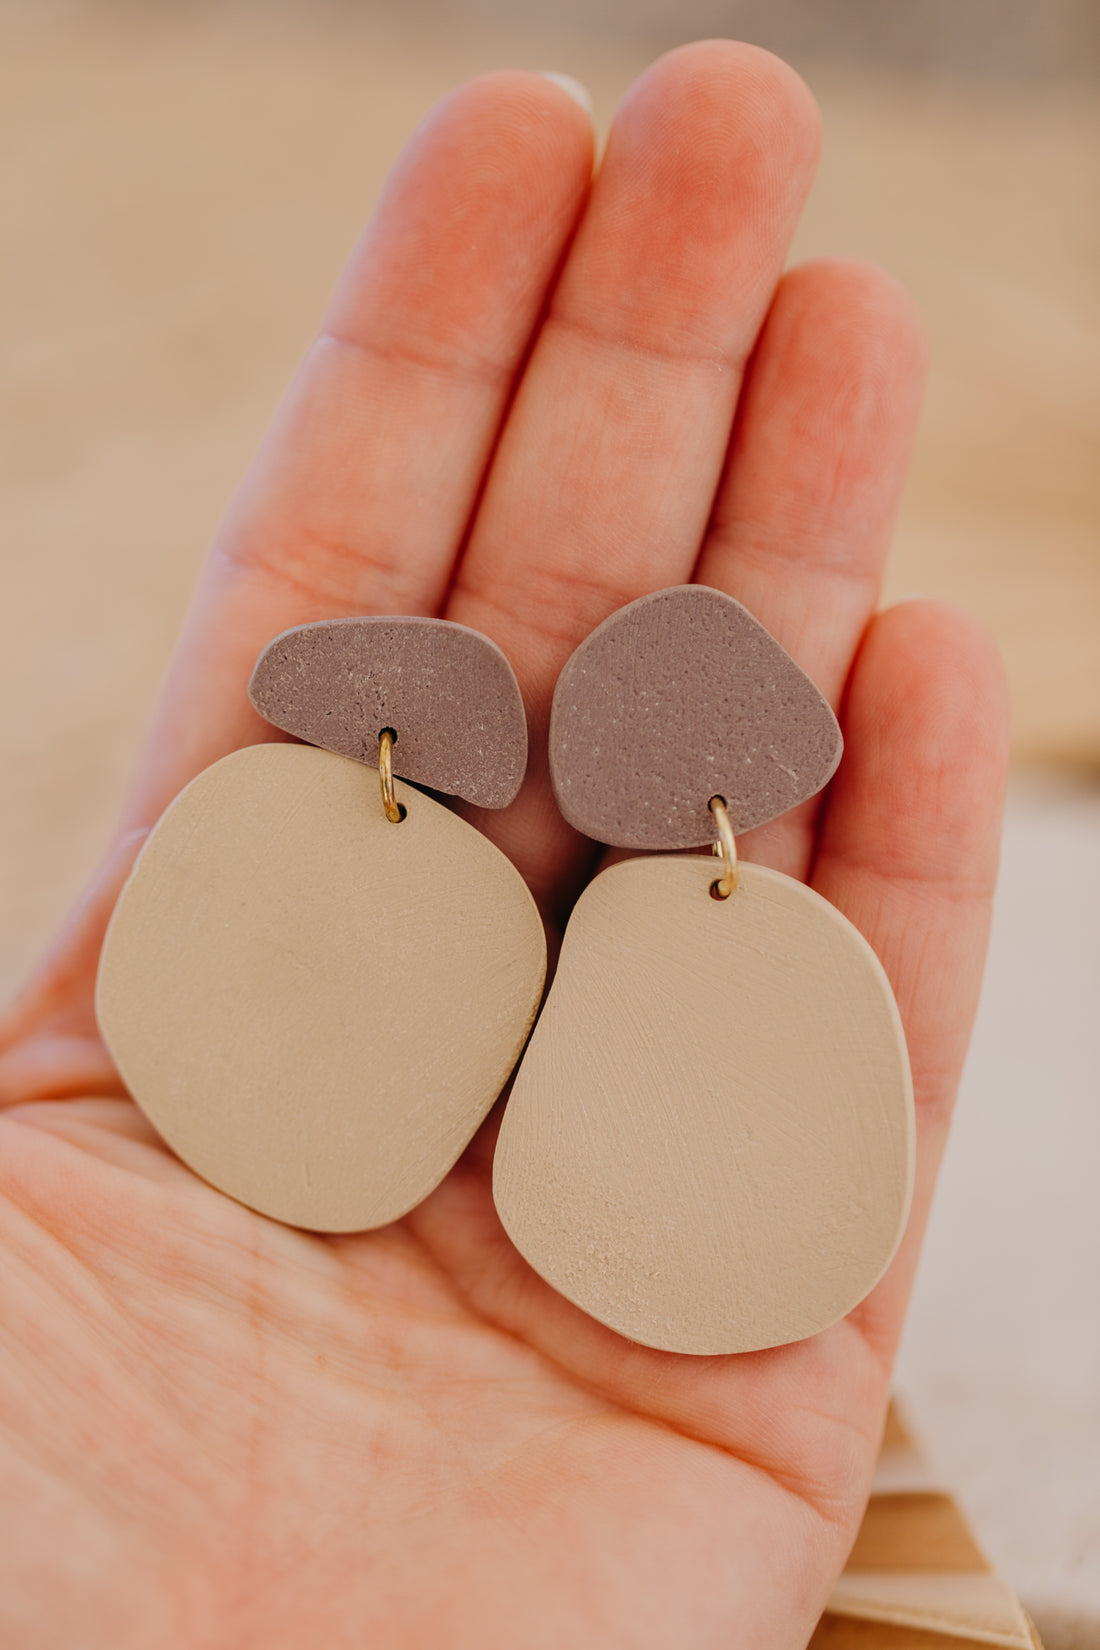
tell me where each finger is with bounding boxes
[0,73,593,1093]
[695,257,926,880]
[447,42,822,910]
[124,71,594,833]
[810,599,1010,1367]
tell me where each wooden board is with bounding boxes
[817,1403,1041,1649]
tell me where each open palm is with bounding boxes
[0,44,1007,1649]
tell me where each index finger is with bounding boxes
[0,72,594,1092]
[123,71,595,835]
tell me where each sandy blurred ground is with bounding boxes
[0,4,1097,1642]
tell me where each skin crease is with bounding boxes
[0,42,1009,1650]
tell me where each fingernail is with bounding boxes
[539,72,593,117]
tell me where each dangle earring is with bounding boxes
[97,617,546,1232]
[493,586,914,1355]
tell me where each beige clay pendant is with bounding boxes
[97,617,545,1232]
[493,852,913,1354]
[494,584,915,1354]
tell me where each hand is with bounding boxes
[0,43,1008,1648]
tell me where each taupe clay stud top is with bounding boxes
[249,615,528,809]
[548,586,843,850]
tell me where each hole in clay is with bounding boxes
[709,879,730,901]
[380,727,398,743]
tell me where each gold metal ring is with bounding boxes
[378,729,405,823]
[708,795,738,898]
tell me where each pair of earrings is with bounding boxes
[96,587,913,1355]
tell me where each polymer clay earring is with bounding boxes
[493,586,914,1355]
[97,617,546,1232]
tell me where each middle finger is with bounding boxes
[447,42,822,909]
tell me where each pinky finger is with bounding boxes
[812,599,1010,1365]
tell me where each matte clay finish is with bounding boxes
[97,743,546,1231]
[549,586,843,849]
[494,854,913,1355]
[249,616,527,808]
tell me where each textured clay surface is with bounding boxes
[549,586,843,848]
[494,853,913,1355]
[97,743,546,1232]
[249,616,527,808]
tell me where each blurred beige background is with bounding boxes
[1,3,1097,1644]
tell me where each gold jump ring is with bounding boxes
[378,729,405,823]
[708,795,738,899]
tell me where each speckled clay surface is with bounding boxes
[249,615,527,808]
[549,586,842,848]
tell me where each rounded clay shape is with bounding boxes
[549,585,843,849]
[248,616,527,808]
[494,854,913,1354]
[97,743,546,1232]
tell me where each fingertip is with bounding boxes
[370,68,595,251]
[756,261,928,466]
[699,257,928,662]
[780,258,928,377]
[618,39,823,181]
[574,40,822,351]
[866,597,1010,752]
[328,67,595,351]
[432,67,596,170]
[840,600,1010,891]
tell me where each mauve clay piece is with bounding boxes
[249,616,527,808]
[549,586,843,849]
